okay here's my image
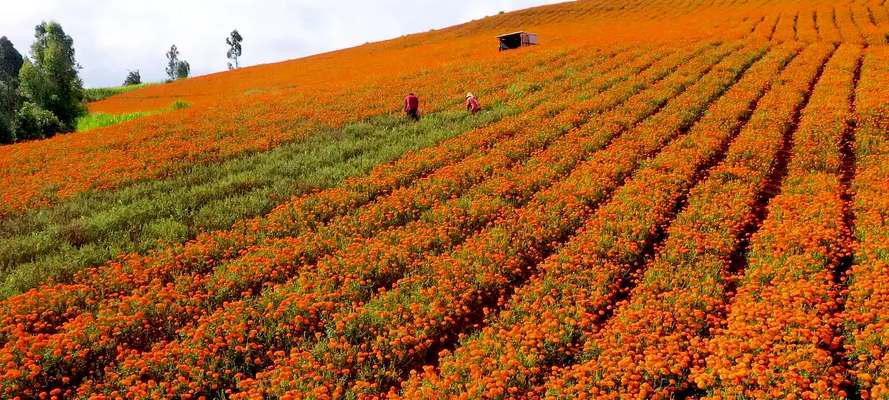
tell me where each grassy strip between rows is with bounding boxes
[75,100,190,132]
[0,103,514,299]
[83,83,155,103]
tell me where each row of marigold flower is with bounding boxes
[839,46,889,399]
[687,43,861,399]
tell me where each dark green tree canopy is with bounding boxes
[166,45,190,81]
[226,30,243,70]
[17,21,86,133]
[0,79,16,143]
[175,60,190,79]
[0,36,23,80]
[30,22,80,81]
[0,37,23,143]
[124,70,141,86]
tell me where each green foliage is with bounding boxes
[76,99,190,131]
[166,45,190,81]
[83,83,152,102]
[176,60,190,79]
[0,104,515,297]
[0,36,24,80]
[507,80,544,98]
[14,101,62,140]
[226,29,243,70]
[0,76,17,144]
[75,111,151,132]
[17,21,86,132]
[123,70,141,86]
[0,37,23,144]
[171,99,190,110]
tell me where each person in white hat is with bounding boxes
[466,92,481,115]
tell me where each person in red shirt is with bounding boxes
[466,92,481,114]
[404,93,420,120]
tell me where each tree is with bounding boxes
[17,21,85,132]
[0,36,24,80]
[226,29,243,70]
[166,45,190,80]
[165,44,180,81]
[0,36,23,143]
[175,60,190,79]
[0,79,16,143]
[123,70,141,86]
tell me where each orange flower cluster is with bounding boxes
[0,48,624,399]
[841,46,889,399]
[690,44,862,399]
[396,41,806,400]
[230,43,765,400]
[540,42,835,399]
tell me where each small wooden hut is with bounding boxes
[497,31,539,51]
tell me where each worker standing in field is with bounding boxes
[404,93,420,121]
[466,93,481,115]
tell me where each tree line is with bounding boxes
[1,22,85,143]
[1,23,245,144]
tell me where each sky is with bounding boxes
[1,0,566,88]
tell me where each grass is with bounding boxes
[83,83,154,102]
[76,100,191,132]
[0,102,515,299]
[76,111,152,131]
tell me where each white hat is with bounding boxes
[466,93,474,98]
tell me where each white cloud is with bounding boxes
[0,0,566,87]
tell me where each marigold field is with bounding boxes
[1,0,888,399]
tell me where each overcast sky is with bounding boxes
[2,0,566,87]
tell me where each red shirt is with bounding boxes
[466,96,480,113]
[404,94,419,112]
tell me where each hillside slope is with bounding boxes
[0,0,888,399]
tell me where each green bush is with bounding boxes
[171,99,190,110]
[15,101,62,140]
